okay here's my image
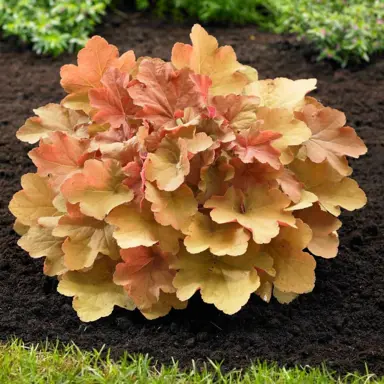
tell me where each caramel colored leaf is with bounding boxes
[231,158,280,190]
[114,246,175,309]
[9,173,58,226]
[231,125,282,169]
[245,78,317,110]
[173,247,260,314]
[18,225,66,276]
[29,132,90,186]
[290,159,367,216]
[172,24,250,95]
[263,219,316,294]
[184,212,250,256]
[145,137,190,191]
[197,156,234,203]
[89,68,138,130]
[106,203,181,254]
[285,190,318,211]
[145,182,197,230]
[13,220,29,236]
[16,104,88,144]
[61,159,134,220]
[273,288,298,304]
[212,94,259,130]
[58,257,135,322]
[61,93,92,115]
[60,36,136,112]
[129,59,204,128]
[256,107,311,164]
[53,212,119,270]
[295,204,342,258]
[140,292,188,320]
[205,186,295,244]
[297,105,367,175]
[184,132,213,154]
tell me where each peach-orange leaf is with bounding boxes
[129,59,204,128]
[106,203,181,254]
[183,212,250,256]
[16,104,89,144]
[205,186,295,244]
[114,246,175,309]
[145,182,197,231]
[263,219,316,294]
[172,247,260,315]
[212,94,259,130]
[61,159,134,220]
[9,173,59,226]
[60,36,135,96]
[231,125,282,169]
[29,132,90,187]
[295,203,342,258]
[172,24,251,96]
[145,137,190,191]
[89,68,138,130]
[52,213,119,270]
[297,105,367,175]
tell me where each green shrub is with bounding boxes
[0,0,111,55]
[138,0,384,67]
[273,0,384,66]
[1,0,382,66]
[136,0,277,27]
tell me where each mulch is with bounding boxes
[0,11,383,375]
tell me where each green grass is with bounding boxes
[0,339,383,383]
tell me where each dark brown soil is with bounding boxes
[1,12,383,375]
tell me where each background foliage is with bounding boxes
[0,1,383,75]
[0,0,112,55]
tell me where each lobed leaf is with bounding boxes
[296,104,367,175]
[172,246,260,315]
[17,104,88,144]
[9,173,59,226]
[205,186,296,244]
[106,203,181,255]
[114,246,175,310]
[263,219,316,295]
[58,257,135,322]
[295,204,342,258]
[183,212,251,256]
[61,159,134,220]
[245,78,317,111]
[145,137,190,192]
[145,182,197,231]
[53,208,119,270]
[172,24,251,96]
[60,36,136,112]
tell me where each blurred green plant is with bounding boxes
[137,0,384,67]
[272,0,384,66]
[136,0,276,26]
[0,0,111,55]
[0,0,383,66]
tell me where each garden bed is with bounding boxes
[0,11,383,375]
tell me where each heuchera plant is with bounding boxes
[9,25,367,322]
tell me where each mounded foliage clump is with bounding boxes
[9,25,367,322]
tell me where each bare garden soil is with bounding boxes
[0,11,383,375]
